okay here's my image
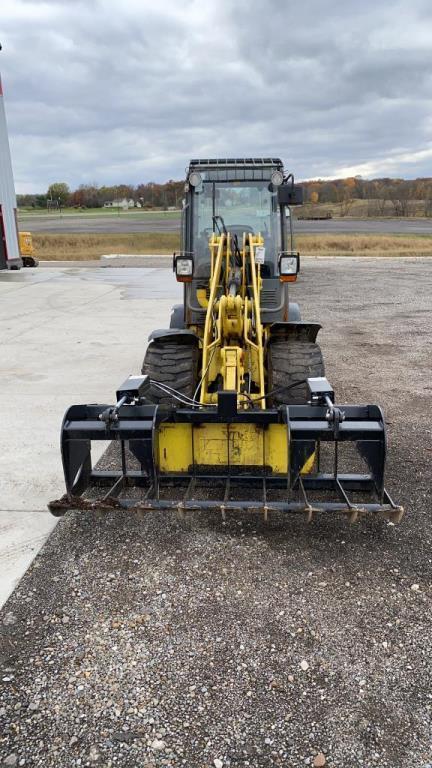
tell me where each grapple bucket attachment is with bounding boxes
[49,395,403,523]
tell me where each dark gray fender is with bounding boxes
[269,321,321,343]
[169,304,185,329]
[288,302,301,322]
[148,328,199,344]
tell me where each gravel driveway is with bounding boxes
[1,257,431,768]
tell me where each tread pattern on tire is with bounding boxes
[268,340,325,405]
[142,341,199,405]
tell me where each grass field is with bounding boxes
[298,233,432,254]
[299,198,432,219]
[33,232,179,259]
[33,232,432,261]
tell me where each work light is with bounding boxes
[189,171,202,187]
[271,170,284,187]
[279,252,299,282]
[174,254,194,282]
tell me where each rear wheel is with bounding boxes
[142,341,199,405]
[268,339,324,406]
[22,256,39,268]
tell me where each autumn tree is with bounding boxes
[388,181,412,217]
[47,182,70,205]
[336,179,356,216]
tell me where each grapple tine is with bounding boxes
[392,507,405,524]
[220,477,230,522]
[380,506,405,524]
[49,388,401,523]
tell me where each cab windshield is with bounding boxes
[192,180,281,262]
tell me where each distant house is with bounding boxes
[103,198,135,210]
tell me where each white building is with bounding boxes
[103,198,135,210]
[0,72,21,269]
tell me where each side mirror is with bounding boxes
[278,184,303,206]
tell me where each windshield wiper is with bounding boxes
[212,215,227,236]
[213,215,242,267]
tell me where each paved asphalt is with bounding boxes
[18,211,432,235]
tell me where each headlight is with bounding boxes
[271,170,284,187]
[280,255,297,274]
[189,171,202,188]
[279,253,299,282]
[174,254,194,282]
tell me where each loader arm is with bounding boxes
[200,231,266,408]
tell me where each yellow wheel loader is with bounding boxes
[49,159,403,522]
[19,231,38,267]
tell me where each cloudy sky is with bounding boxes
[2,0,432,192]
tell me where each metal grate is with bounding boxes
[260,288,279,309]
[189,158,283,168]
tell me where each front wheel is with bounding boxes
[267,339,325,406]
[141,341,199,405]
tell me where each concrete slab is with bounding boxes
[0,510,57,607]
[100,253,171,267]
[0,265,181,607]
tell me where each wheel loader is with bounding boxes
[49,158,403,522]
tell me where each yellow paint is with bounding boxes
[157,423,193,472]
[199,231,266,409]
[220,346,243,391]
[265,424,288,473]
[300,451,316,475]
[196,288,208,308]
[157,421,288,474]
[19,231,33,256]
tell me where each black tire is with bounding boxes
[22,256,39,268]
[268,340,324,405]
[142,341,199,405]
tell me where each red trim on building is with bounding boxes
[13,207,20,255]
[0,204,9,264]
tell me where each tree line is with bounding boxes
[16,176,432,216]
[303,176,432,216]
[17,180,185,210]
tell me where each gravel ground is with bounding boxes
[1,258,431,768]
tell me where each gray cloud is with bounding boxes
[1,0,432,191]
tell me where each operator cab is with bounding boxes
[178,158,303,324]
